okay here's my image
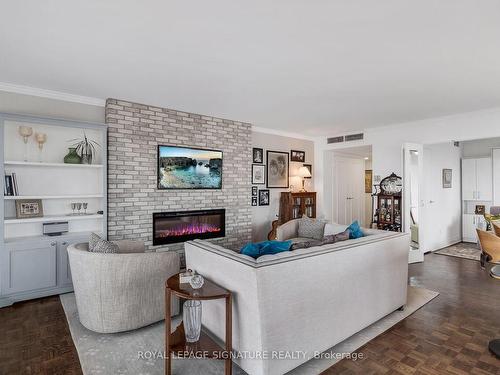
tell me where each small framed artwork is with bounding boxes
[252,164,265,184]
[266,150,289,188]
[259,189,270,206]
[475,205,485,215]
[365,169,373,193]
[442,169,452,188]
[303,164,312,179]
[15,199,44,219]
[290,150,305,162]
[252,186,258,196]
[252,148,264,163]
[251,196,258,206]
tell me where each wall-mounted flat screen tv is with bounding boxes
[157,145,223,189]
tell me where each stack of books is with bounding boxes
[4,173,19,196]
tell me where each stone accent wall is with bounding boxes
[105,99,252,262]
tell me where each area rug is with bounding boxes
[60,286,438,375]
[434,242,481,261]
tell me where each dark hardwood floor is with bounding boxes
[324,253,500,374]
[0,252,499,374]
[0,295,82,375]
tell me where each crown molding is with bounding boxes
[0,82,105,107]
[252,125,316,141]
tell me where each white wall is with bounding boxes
[315,107,500,218]
[0,91,104,123]
[364,159,373,226]
[423,143,462,251]
[252,131,314,241]
[462,137,500,158]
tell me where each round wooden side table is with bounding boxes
[165,273,232,375]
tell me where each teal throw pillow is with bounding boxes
[347,220,364,239]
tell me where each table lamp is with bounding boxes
[297,166,311,192]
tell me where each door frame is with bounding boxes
[402,143,425,263]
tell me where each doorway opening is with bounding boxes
[329,145,372,227]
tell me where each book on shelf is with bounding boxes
[4,173,19,196]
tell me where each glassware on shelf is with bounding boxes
[183,300,202,343]
[35,133,47,162]
[18,126,33,161]
[76,203,82,215]
[71,203,77,215]
[83,202,88,215]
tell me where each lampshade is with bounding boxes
[297,166,311,178]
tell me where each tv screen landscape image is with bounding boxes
[157,145,223,189]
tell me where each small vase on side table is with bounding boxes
[165,273,232,375]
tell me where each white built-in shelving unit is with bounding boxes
[0,112,107,307]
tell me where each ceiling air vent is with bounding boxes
[327,136,344,144]
[344,133,364,142]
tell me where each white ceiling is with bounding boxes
[1,1,500,136]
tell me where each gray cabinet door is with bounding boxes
[58,236,87,287]
[3,241,57,294]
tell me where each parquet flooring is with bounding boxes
[323,253,500,374]
[0,252,498,374]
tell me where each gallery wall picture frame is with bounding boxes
[442,168,452,188]
[252,164,265,184]
[290,150,305,162]
[252,148,264,163]
[259,189,270,206]
[15,199,44,219]
[365,169,373,193]
[252,196,258,206]
[266,150,289,188]
[303,164,312,179]
[252,186,258,196]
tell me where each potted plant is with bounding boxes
[69,132,100,164]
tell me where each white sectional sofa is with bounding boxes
[185,224,409,375]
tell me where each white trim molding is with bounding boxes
[0,82,105,107]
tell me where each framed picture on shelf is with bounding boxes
[290,150,305,162]
[303,164,312,179]
[15,199,44,219]
[252,164,265,184]
[475,205,485,215]
[266,150,289,188]
[442,168,452,188]
[259,189,270,206]
[252,148,264,163]
[251,196,258,206]
[252,186,258,196]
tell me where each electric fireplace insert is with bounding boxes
[153,209,225,246]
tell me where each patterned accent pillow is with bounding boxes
[290,239,323,250]
[334,229,351,242]
[297,216,327,240]
[88,233,119,253]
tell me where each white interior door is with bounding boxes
[333,156,365,226]
[476,158,492,201]
[403,143,425,263]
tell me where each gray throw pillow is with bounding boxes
[297,216,326,240]
[88,233,119,253]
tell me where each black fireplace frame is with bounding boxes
[152,209,226,246]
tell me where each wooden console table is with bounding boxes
[165,273,232,375]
